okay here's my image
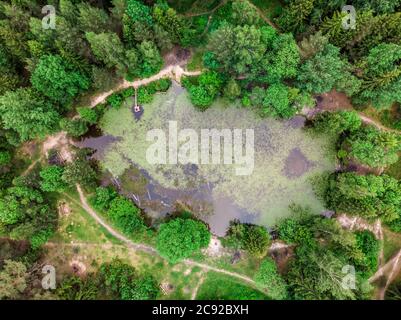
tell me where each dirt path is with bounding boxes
[370,249,401,299]
[89,65,202,108]
[336,214,383,239]
[358,114,399,133]
[191,272,206,300]
[73,184,259,287]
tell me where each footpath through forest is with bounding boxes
[73,184,261,289]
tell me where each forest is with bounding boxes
[1,0,401,301]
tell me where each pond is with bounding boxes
[79,82,336,236]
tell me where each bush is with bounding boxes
[0,150,11,166]
[157,217,210,263]
[355,231,379,275]
[39,165,66,192]
[99,259,159,300]
[59,118,88,138]
[107,93,123,109]
[90,186,117,211]
[255,257,288,300]
[225,222,271,257]
[77,107,98,124]
[107,197,146,236]
[30,227,53,249]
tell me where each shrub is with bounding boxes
[255,257,288,300]
[107,197,146,236]
[156,218,210,263]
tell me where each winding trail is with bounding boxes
[73,184,258,287]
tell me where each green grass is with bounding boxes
[196,271,269,300]
[51,189,121,245]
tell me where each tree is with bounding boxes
[90,186,118,211]
[263,33,300,84]
[40,165,67,192]
[225,221,271,257]
[86,32,126,72]
[107,196,146,236]
[223,79,241,101]
[255,257,288,300]
[152,3,185,44]
[60,118,89,138]
[0,150,12,166]
[354,43,401,109]
[277,0,315,32]
[298,32,329,60]
[342,126,401,168]
[62,151,97,190]
[286,247,357,300]
[99,259,159,300]
[31,55,90,105]
[231,0,262,26]
[157,218,210,263]
[325,173,401,222]
[0,260,27,299]
[77,3,111,33]
[296,44,361,96]
[137,41,163,77]
[77,107,98,125]
[0,186,43,225]
[57,275,99,300]
[0,88,60,143]
[185,71,223,109]
[207,24,270,76]
[262,83,292,118]
[312,111,362,135]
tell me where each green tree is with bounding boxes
[77,107,98,125]
[312,111,362,135]
[223,79,241,101]
[86,32,126,73]
[343,126,401,168]
[107,196,146,236]
[62,151,97,190]
[231,0,262,26]
[137,41,163,77]
[77,3,111,33]
[297,44,361,96]
[255,257,288,300]
[31,55,90,105]
[354,43,401,109]
[0,260,27,299]
[263,33,300,84]
[157,218,210,263]
[225,222,271,257]
[90,186,118,211]
[60,118,88,138]
[0,186,43,225]
[40,165,67,192]
[326,173,401,222]
[99,259,159,300]
[0,88,60,143]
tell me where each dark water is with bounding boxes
[283,147,316,179]
[74,135,120,160]
[101,165,256,236]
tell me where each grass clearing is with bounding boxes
[196,271,269,300]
